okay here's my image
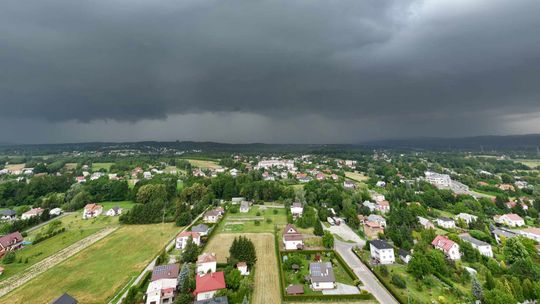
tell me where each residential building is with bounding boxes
[194,296,229,304]
[343,180,356,189]
[82,204,103,219]
[285,285,304,295]
[197,253,217,275]
[191,224,210,236]
[398,249,412,264]
[364,221,384,239]
[376,200,390,213]
[237,262,249,276]
[239,201,250,213]
[367,214,386,227]
[51,293,78,304]
[290,202,303,219]
[436,217,456,229]
[49,208,63,216]
[491,226,517,244]
[176,231,201,250]
[459,234,493,258]
[0,231,23,257]
[432,235,460,260]
[203,210,221,223]
[362,201,376,212]
[309,262,336,290]
[425,171,452,187]
[194,272,226,301]
[282,224,304,250]
[369,191,386,203]
[370,239,395,265]
[495,213,525,227]
[21,207,44,220]
[456,213,478,225]
[145,278,177,304]
[151,264,180,282]
[0,210,16,221]
[417,216,435,229]
[517,227,540,243]
[106,206,122,217]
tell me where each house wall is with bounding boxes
[197,262,216,275]
[196,290,218,301]
[283,240,303,250]
[311,281,335,290]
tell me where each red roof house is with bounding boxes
[194,272,226,300]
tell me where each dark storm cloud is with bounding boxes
[1,0,540,139]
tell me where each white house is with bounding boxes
[309,262,336,290]
[106,206,122,217]
[517,227,540,243]
[21,208,44,220]
[425,171,452,187]
[436,217,456,229]
[495,214,525,227]
[237,262,250,276]
[146,264,179,304]
[417,216,435,229]
[459,234,493,258]
[197,253,217,275]
[369,191,386,203]
[194,272,226,301]
[343,180,356,189]
[49,208,63,216]
[0,210,16,221]
[432,235,461,260]
[398,249,412,264]
[239,201,250,213]
[83,204,103,219]
[283,224,304,250]
[455,213,478,225]
[145,278,177,304]
[290,202,303,219]
[362,201,377,212]
[376,200,390,214]
[176,231,201,250]
[367,214,386,227]
[203,210,221,223]
[370,239,395,265]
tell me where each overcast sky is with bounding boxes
[1,0,540,144]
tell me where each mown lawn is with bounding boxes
[186,159,221,169]
[218,205,287,233]
[0,212,124,282]
[1,223,179,304]
[515,159,540,169]
[91,162,114,171]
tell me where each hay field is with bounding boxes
[5,164,25,171]
[345,171,369,182]
[187,159,221,169]
[205,233,280,304]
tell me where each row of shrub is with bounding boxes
[33,227,66,244]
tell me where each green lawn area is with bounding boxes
[374,263,467,303]
[0,212,124,283]
[1,223,179,304]
[186,159,221,169]
[515,159,540,169]
[99,200,135,212]
[280,251,356,295]
[218,204,288,233]
[92,162,114,171]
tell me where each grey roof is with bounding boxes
[438,217,454,222]
[194,296,229,304]
[398,249,410,257]
[0,209,16,216]
[309,262,335,283]
[367,214,385,222]
[491,226,517,239]
[459,234,490,247]
[50,293,78,304]
[370,239,393,250]
[191,224,209,233]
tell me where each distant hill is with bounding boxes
[363,134,540,151]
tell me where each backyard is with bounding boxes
[217,204,288,233]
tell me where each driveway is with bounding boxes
[323,222,364,244]
[322,283,360,295]
[334,239,398,304]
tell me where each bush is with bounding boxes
[3,251,16,264]
[379,265,389,277]
[391,274,407,289]
[273,209,278,215]
[266,218,272,224]
[254,220,261,226]
[256,211,261,216]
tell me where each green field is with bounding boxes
[1,223,179,303]
[0,203,133,283]
[92,162,114,171]
[515,159,540,169]
[186,159,221,169]
[218,204,287,233]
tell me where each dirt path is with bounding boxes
[0,227,117,298]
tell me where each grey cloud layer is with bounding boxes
[1,0,540,137]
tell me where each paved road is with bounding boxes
[335,239,398,304]
[113,210,207,304]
